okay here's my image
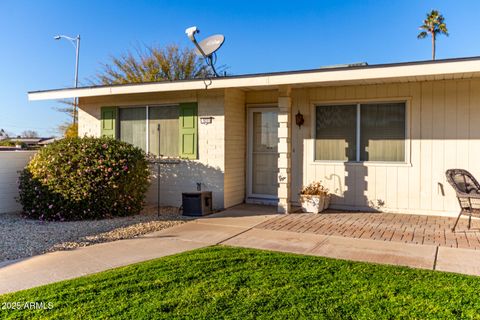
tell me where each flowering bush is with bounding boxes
[300,181,329,196]
[18,137,150,221]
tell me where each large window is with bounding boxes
[315,102,406,162]
[102,104,197,159]
[120,106,178,156]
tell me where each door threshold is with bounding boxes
[246,197,279,206]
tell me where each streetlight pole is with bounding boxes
[54,34,81,125]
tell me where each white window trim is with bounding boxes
[310,98,412,166]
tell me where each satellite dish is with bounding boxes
[195,34,225,57]
[185,26,225,77]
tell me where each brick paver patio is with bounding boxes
[255,211,480,250]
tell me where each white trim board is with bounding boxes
[28,58,480,101]
[247,107,279,200]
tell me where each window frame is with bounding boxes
[117,104,181,156]
[311,98,411,166]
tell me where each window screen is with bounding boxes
[315,105,357,161]
[360,103,405,161]
[119,107,146,151]
[148,106,180,157]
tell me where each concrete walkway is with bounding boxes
[2,205,480,295]
[0,205,277,294]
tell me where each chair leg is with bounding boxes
[452,210,464,232]
[469,211,472,229]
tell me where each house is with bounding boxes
[0,137,58,150]
[37,137,63,146]
[15,138,57,147]
[28,56,480,216]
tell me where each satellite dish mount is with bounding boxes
[185,26,225,77]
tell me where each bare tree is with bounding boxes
[21,130,39,138]
[55,100,77,137]
[91,44,220,85]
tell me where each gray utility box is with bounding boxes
[182,191,213,216]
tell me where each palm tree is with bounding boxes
[417,10,449,60]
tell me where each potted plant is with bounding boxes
[299,181,330,213]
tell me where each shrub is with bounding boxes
[64,123,78,138]
[18,137,150,221]
[0,140,27,148]
[0,140,14,146]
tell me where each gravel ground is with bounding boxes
[0,206,191,262]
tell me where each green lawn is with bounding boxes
[1,246,479,319]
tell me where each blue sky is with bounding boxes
[1,0,480,137]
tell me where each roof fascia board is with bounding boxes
[28,59,480,101]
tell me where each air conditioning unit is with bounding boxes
[182,191,212,216]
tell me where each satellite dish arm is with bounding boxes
[185,26,221,77]
[193,40,208,59]
[185,26,208,58]
[208,56,220,77]
[194,41,219,77]
[193,41,220,77]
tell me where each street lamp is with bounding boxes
[54,34,80,125]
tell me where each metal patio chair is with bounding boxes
[445,169,480,231]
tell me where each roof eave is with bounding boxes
[27,57,480,101]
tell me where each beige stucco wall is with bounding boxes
[0,151,36,213]
[282,78,480,216]
[79,90,227,209]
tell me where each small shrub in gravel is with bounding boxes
[18,137,150,221]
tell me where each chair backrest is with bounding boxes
[445,169,480,196]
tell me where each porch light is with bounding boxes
[295,111,305,128]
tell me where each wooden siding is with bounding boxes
[224,89,246,208]
[289,79,480,215]
[245,89,278,105]
[0,151,36,213]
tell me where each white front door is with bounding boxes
[247,108,278,199]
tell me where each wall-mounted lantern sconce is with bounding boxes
[200,116,214,125]
[295,110,304,128]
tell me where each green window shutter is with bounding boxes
[179,103,198,159]
[101,107,118,138]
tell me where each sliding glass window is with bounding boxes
[315,102,406,162]
[118,105,181,157]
